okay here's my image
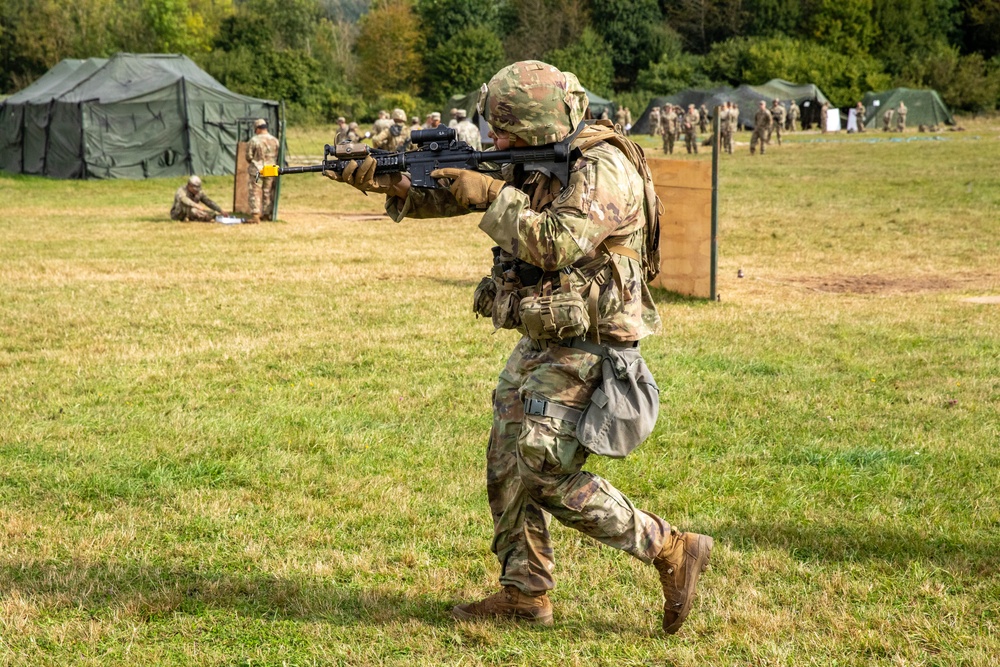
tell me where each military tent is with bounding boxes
[585,91,616,120]
[0,53,278,179]
[860,88,953,130]
[633,80,832,134]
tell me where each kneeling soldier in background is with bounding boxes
[170,175,223,222]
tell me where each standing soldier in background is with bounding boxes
[787,100,800,131]
[335,117,349,144]
[624,107,633,135]
[246,118,280,223]
[750,100,771,155]
[649,106,661,136]
[683,104,700,154]
[768,99,785,146]
[372,110,392,136]
[170,175,224,222]
[720,102,735,155]
[661,104,678,154]
[425,112,442,129]
[896,101,907,132]
[615,105,627,129]
[372,109,412,152]
[410,116,422,133]
[698,104,709,133]
[346,122,362,143]
[454,108,481,150]
[854,102,866,133]
[882,108,894,132]
[448,108,460,129]
[819,101,829,133]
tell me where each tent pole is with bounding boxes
[710,107,720,302]
[78,102,86,179]
[180,78,193,176]
[272,100,286,221]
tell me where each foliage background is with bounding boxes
[1,0,999,120]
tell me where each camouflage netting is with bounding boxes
[0,53,278,179]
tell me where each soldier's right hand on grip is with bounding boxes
[323,155,401,194]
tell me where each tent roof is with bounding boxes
[860,87,954,127]
[752,79,831,106]
[4,58,109,105]
[448,86,616,122]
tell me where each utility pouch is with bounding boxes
[492,287,521,330]
[473,276,496,318]
[518,291,590,342]
[578,348,659,459]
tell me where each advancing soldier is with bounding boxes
[854,102,866,133]
[720,102,735,154]
[769,99,785,146]
[661,104,678,154]
[896,101,907,132]
[787,100,800,131]
[698,104,709,133]
[335,117,349,144]
[324,60,713,633]
[454,108,482,150]
[372,108,412,152]
[648,106,661,136]
[750,100,771,155]
[170,175,224,222]
[683,103,700,154]
[246,118,280,223]
[882,108,894,132]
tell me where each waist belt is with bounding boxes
[524,396,583,423]
[563,336,639,355]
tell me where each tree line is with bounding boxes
[2,0,998,122]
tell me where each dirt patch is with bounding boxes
[790,274,957,294]
[962,296,1000,304]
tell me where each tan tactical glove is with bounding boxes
[430,168,505,209]
[324,155,401,194]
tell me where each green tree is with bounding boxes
[897,40,1000,110]
[354,0,424,97]
[590,0,667,89]
[425,24,504,101]
[741,0,801,37]
[544,27,614,95]
[804,0,877,55]
[503,0,590,62]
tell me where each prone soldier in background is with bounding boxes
[170,175,224,222]
[247,118,280,223]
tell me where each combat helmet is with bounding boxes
[391,108,406,122]
[187,175,202,190]
[478,60,588,146]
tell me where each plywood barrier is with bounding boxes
[233,141,251,216]
[647,158,714,298]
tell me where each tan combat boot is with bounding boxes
[452,586,553,626]
[653,529,713,634]
[248,214,260,224]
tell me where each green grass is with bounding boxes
[1,119,999,666]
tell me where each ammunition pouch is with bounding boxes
[518,291,590,342]
[473,276,496,318]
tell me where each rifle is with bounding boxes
[259,125,584,189]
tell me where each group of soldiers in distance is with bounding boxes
[333,107,483,153]
[640,98,914,156]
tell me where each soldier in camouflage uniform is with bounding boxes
[854,102,866,133]
[698,104,709,133]
[882,108,894,132]
[448,108,460,129]
[247,118,280,223]
[170,175,223,222]
[787,100,800,131]
[372,108,412,152]
[346,122,362,143]
[683,104,700,154]
[454,108,482,150]
[720,102,735,155]
[661,105,678,154]
[896,101,907,132]
[768,99,785,146]
[324,60,712,633]
[372,110,392,138]
[615,105,627,128]
[648,106,661,136]
[750,101,771,155]
[335,117,349,144]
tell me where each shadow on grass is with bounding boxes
[0,560,452,626]
[715,519,999,574]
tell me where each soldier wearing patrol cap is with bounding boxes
[170,175,224,222]
[454,108,481,150]
[324,60,713,633]
[246,118,279,223]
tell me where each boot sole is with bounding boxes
[663,534,713,635]
[451,604,554,627]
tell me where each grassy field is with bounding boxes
[1,119,999,666]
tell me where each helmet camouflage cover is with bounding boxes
[478,60,588,146]
[391,108,406,122]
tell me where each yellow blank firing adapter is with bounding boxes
[261,165,280,177]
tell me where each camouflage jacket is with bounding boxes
[455,119,482,150]
[384,129,662,342]
[373,123,412,152]
[788,103,800,119]
[771,105,786,123]
[171,186,220,218]
[247,132,279,172]
[662,110,678,134]
[754,108,772,130]
[683,110,700,132]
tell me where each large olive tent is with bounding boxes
[0,53,278,179]
[634,79,832,133]
[860,88,953,129]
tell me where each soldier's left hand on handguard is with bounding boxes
[324,155,402,195]
[430,168,505,209]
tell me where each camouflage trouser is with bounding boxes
[249,176,276,217]
[684,130,698,154]
[662,131,675,154]
[722,128,733,154]
[750,128,767,154]
[768,124,782,146]
[171,204,215,222]
[488,337,669,594]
